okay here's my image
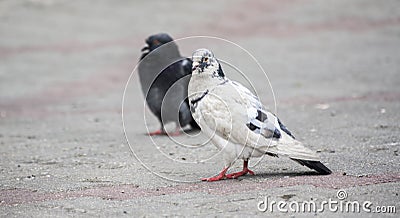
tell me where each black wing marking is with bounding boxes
[290,158,332,175]
[231,80,289,140]
[278,118,295,139]
[246,109,281,139]
[216,60,225,77]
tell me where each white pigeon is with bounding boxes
[188,48,332,182]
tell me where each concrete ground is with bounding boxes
[1,0,399,217]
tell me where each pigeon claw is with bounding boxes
[225,160,255,179]
[148,129,166,136]
[201,174,225,182]
[226,168,255,179]
[149,127,182,136]
[201,168,228,182]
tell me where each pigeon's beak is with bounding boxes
[141,45,149,52]
[192,62,199,71]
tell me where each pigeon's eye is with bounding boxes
[152,39,160,45]
[204,57,208,62]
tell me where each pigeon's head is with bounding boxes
[141,33,175,52]
[192,48,223,77]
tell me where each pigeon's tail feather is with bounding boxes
[290,158,332,175]
[266,137,320,162]
[266,138,332,174]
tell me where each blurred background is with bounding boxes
[1,0,398,117]
[1,0,399,216]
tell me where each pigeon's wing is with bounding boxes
[155,58,196,127]
[177,58,200,129]
[202,80,321,162]
[194,80,281,143]
[180,58,193,76]
[228,81,284,139]
[233,82,331,172]
[163,58,192,81]
[146,86,163,121]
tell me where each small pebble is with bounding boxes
[75,208,86,213]
[315,104,330,110]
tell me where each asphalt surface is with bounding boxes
[1,0,399,217]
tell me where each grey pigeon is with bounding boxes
[188,48,331,181]
[138,33,199,135]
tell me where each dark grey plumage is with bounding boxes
[138,33,199,135]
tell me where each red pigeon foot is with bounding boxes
[226,160,255,179]
[148,129,166,136]
[226,168,254,179]
[201,168,228,182]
